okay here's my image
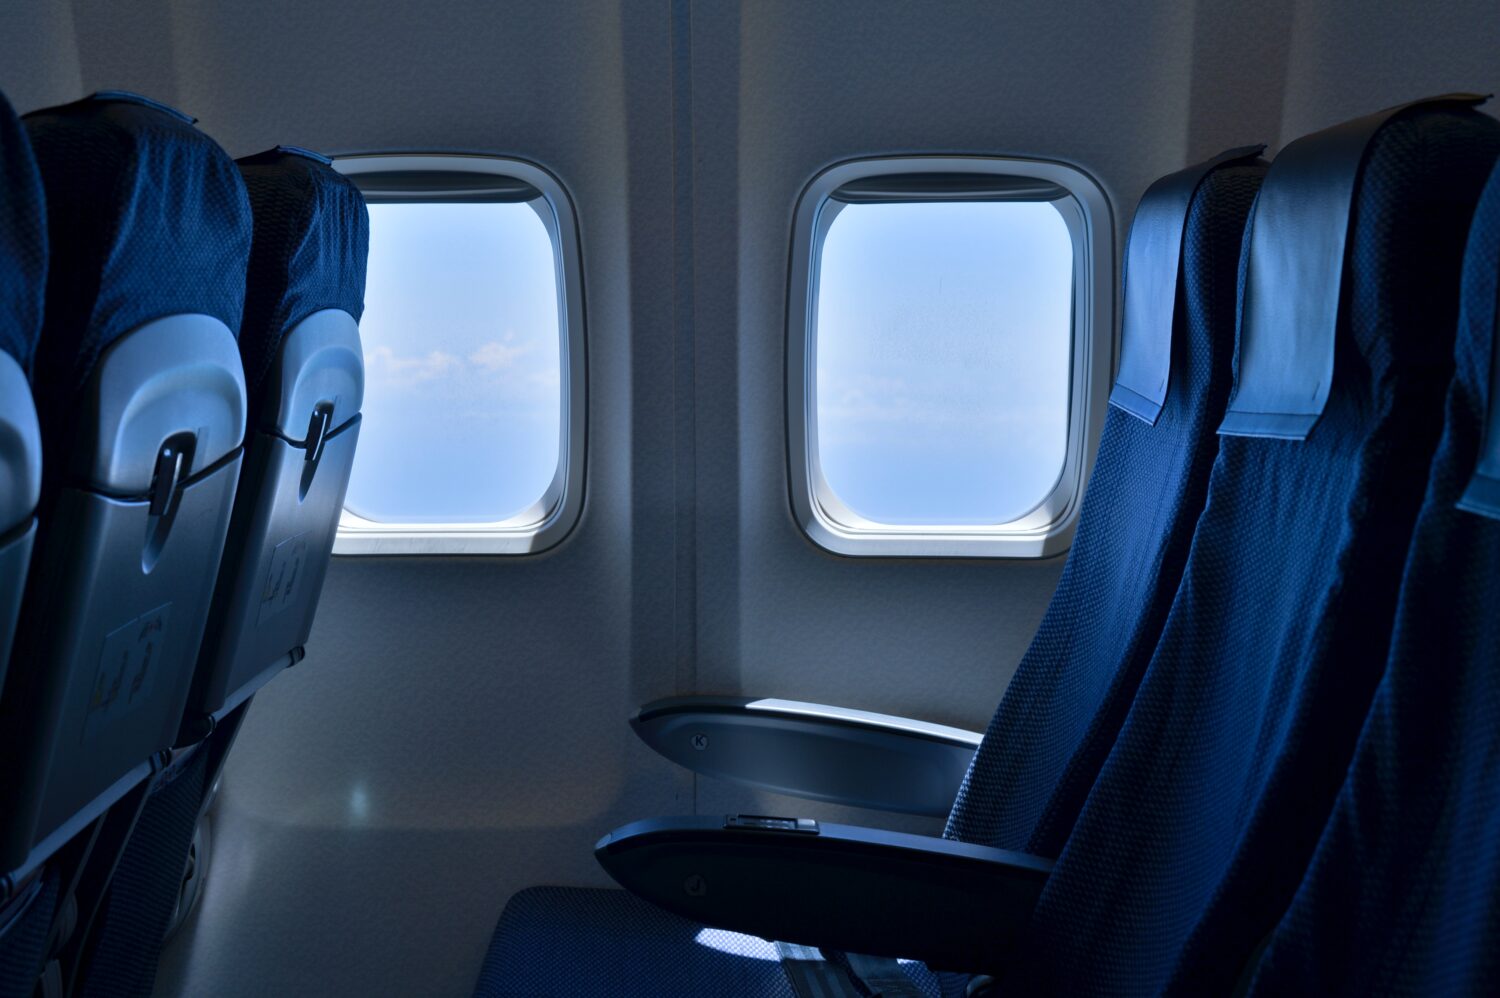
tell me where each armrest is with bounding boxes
[595,814,1050,975]
[631,696,981,817]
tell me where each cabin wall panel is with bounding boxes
[1278,0,1500,140]
[698,0,1198,734]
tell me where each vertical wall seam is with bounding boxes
[670,0,699,812]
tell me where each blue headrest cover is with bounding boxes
[1459,160,1500,520]
[0,90,46,375]
[1220,94,1490,440]
[1110,145,1266,425]
[21,91,251,419]
[235,146,369,412]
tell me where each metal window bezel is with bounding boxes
[786,155,1114,559]
[331,153,587,556]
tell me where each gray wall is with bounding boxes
[2,1,1497,994]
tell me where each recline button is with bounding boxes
[724,814,820,834]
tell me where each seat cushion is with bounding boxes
[475,887,947,998]
[476,887,796,998]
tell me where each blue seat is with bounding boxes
[1242,157,1500,997]
[0,89,251,914]
[998,98,1500,996]
[0,87,52,998]
[183,145,368,740]
[0,90,45,727]
[946,150,1265,856]
[474,147,1266,996]
[68,145,369,998]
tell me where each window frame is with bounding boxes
[786,156,1114,559]
[331,153,586,556]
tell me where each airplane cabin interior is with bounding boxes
[1,2,1499,996]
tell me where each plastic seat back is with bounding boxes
[0,91,45,692]
[0,86,52,998]
[999,97,1500,997]
[181,146,367,741]
[0,92,251,880]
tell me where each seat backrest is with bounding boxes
[58,145,365,998]
[943,148,1266,856]
[182,145,368,741]
[1244,156,1500,998]
[0,92,252,880]
[0,90,45,690]
[0,87,52,998]
[997,97,1500,997]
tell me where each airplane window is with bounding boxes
[332,155,586,555]
[346,201,562,524]
[788,159,1114,557]
[814,200,1072,526]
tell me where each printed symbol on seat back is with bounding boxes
[84,603,172,744]
[258,532,309,625]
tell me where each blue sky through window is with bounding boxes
[814,199,1074,526]
[344,200,563,524]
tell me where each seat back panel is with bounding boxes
[0,353,40,697]
[0,451,241,873]
[71,314,245,493]
[184,152,368,728]
[0,353,40,534]
[0,88,46,699]
[189,417,359,727]
[260,307,363,440]
[0,525,34,699]
[1,91,252,880]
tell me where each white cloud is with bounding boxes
[469,336,533,372]
[365,345,462,387]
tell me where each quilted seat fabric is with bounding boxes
[21,93,250,463]
[235,147,368,419]
[998,107,1500,997]
[0,90,45,374]
[1244,157,1500,998]
[945,163,1265,858]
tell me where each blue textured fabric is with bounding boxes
[1244,157,1500,998]
[235,147,368,416]
[75,747,207,998]
[0,872,57,998]
[945,163,1265,857]
[21,92,250,455]
[999,107,1500,997]
[475,887,799,997]
[475,887,942,998]
[473,161,1264,997]
[0,90,45,375]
